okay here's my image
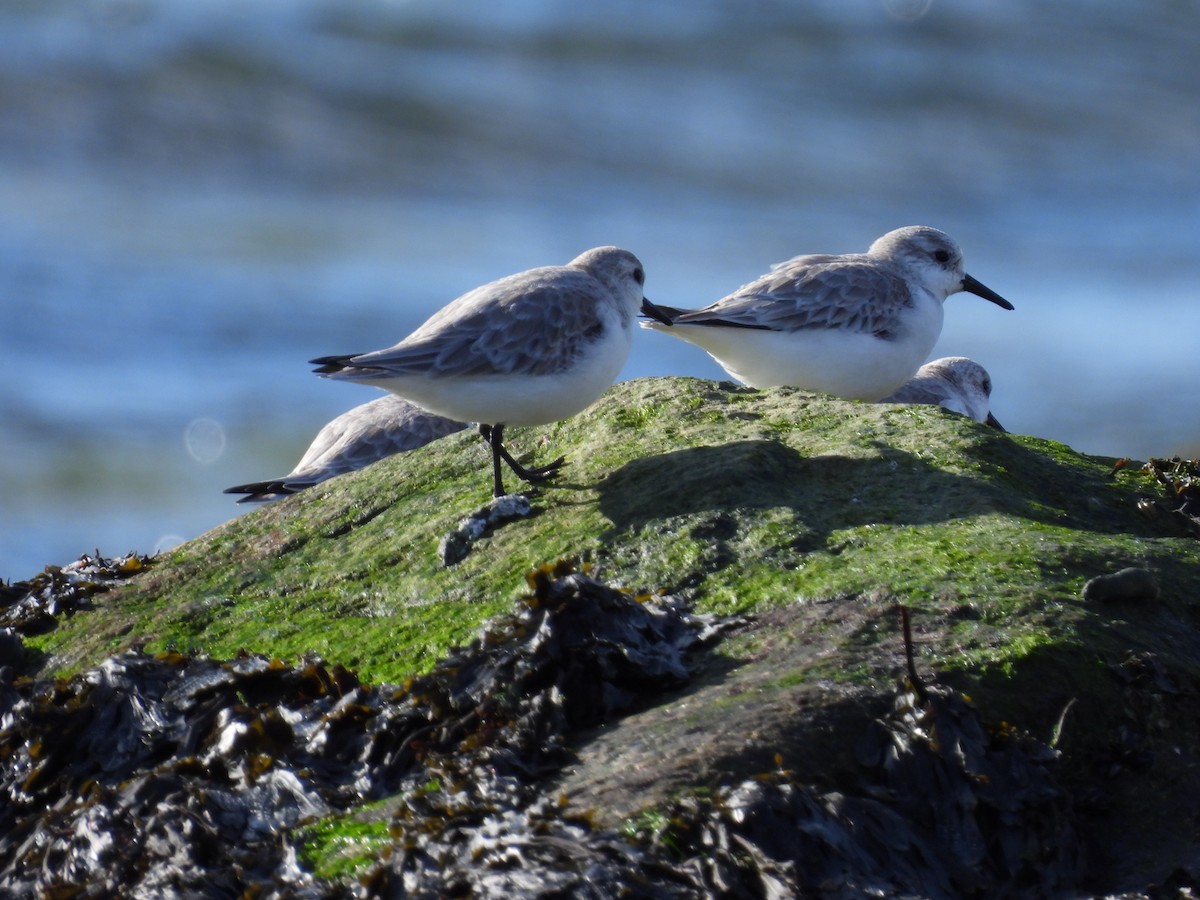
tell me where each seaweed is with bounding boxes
[0,562,735,896]
[1,551,153,640]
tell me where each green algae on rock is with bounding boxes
[24,378,1198,685]
[9,376,1200,893]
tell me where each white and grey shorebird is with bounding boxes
[641,226,1013,400]
[880,356,1004,430]
[311,246,669,498]
[224,395,467,503]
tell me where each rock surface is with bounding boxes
[6,376,1200,895]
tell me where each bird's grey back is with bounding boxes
[672,253,915,338]
[342,267,615,379]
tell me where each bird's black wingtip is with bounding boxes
[639,298,680,325]
[224,480,292,499]
[309,353,358,375]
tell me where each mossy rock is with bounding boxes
[25,376,1200,891]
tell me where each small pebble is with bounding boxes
[438,494,534,566]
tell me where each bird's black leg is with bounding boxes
[478,424,506,498]
[478,423,565,497]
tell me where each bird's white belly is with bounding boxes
[656,301,942,400]
[370,330,632,426]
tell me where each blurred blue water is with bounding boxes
[2,0,1198,578]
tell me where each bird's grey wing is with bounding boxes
[293,398,467,478]
[318,409,466,476]
[346,271,606,378]
[674,255,914,337]
[383,404,469,448]
[223,414,368,501]
[225,401,466,502]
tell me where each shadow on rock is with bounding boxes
[598,437,1165,544]
[598,440,984,541]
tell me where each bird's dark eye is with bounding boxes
[933,249,951,263]
[633,267,645,286]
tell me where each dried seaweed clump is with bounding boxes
[1,551,152,640]
[1135,456,1200,535]
[0,563,733,897]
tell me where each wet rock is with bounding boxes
[9,381,1200,895]
[0,649,347,897]
[359,569,1082,897]
[365,678,1082,899]
[629,683,1082,899]
[1083,567,1160,603]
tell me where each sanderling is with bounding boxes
[641,226,1012,400]
[312,246,666,498]
[224,395,467,503]
[880,356,1004,430]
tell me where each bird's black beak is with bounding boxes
[962,274,1014,310]
[985,412,1006,431]
[640,297,675,326]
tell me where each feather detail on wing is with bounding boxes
[670,254,914,337]
[330,269,608,379]
[292,401,466,475]
[225,398,466,502]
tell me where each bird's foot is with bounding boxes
[514,455,566,482]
